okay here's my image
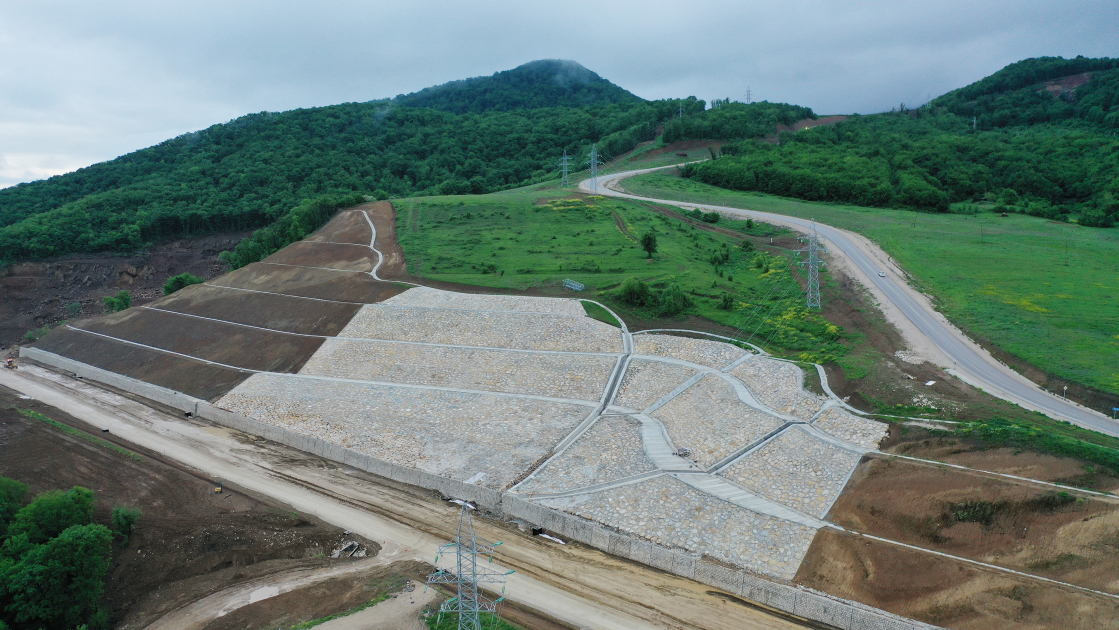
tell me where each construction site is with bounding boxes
[4,202,1119,630]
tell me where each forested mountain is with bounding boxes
[932,56,1119,128]
[393,59,643,114]
[681,57,1119,226]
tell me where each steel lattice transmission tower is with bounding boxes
[586,143,603,192]
[427,502,511,630]
[558,149,572,186]
[796,222,826,310]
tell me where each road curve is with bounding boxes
[581,168,1119,437]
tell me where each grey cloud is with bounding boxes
[1,0,1116,187]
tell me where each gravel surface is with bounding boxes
[612,359,697,412]
[632,335,746,370]
[517,416,656,495]
[651,375,782,468]
[338,305,623,353]
[300,339,615,401]
[383,287,586,316]
[729,358,825,420]
[813,407,889,450]
[721,427,862,518]
[539,475,816,579]
[217,374,588,490]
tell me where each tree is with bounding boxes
[7,487,95,545]
[162,272,204,296]
[102,290,131,313]
[640,231,658,258]
[657,283,692,316]
[719,293,736,310]
[111,507,141,547]
[0,477,27,534]
[0,524,112,630]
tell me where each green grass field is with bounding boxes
[394,189,844,359]
[623,171,1119,396]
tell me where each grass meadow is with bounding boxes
[623,171,1119,396]
[393,189,846,359]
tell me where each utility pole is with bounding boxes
[558,149,571,187]
[427,502,510,630]
[797,222,826,310]
[586,143,603,192]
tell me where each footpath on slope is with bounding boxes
[582,167,1118,436]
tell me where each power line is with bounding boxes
[796,222,826,310]
[427,502,510,630]
[558,149,571,187]
[585,143,603,192]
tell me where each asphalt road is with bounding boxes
[582,167,1119,437]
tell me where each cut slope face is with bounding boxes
[31,206,888,587]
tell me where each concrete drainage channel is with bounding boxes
[22,345,942,630]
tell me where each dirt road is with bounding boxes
[0,365,807,630]
[145,559,397,630]
[583,168,1118,436]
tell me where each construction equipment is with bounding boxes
[4,358,15,370]
[215,481,223,494]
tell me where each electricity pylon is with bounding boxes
[796,222,826,310]
[427,502,511,630]
[586,144,603,192]
[558,149,572,186]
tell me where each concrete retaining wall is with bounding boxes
[503,495,938,630]
[20,347,503,511]
[23,347,936,630]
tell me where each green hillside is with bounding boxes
[684,57,1119,226]
[0,61,688,265]
[393,59,644,114]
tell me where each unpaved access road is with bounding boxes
[583,168,1119,437]
[0,365,808,630]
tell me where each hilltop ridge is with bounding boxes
[392,59,644,114]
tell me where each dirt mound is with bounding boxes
[0,388,376,629]
[213,263,401,303]
[797,529,1119,630]
[33,327,249,400]
[827,457,1119,593]
[262,241,376,272]
[305,210,374,245]
[153,283,363,336]
[71,307,324,372]
[0,231,247,351]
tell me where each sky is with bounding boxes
[2,0,1116,189]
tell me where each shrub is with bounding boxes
[616,277,652,306]
[162,273,204,296]
[110,506,142,547]
[102,290,131,313]
[66,302,81,317]
[718,293,735,310]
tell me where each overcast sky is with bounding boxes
[2,0,1116,188]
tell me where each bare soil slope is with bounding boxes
[0,386,380,630]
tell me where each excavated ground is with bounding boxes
[16,201,1119,630]
[0,386,386,630]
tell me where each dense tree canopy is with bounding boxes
[0,482,113,630]
[393,59,643,114]
[661,101,816,143]
[0,96,689,264]
[932,56,1119,129]
[685,61,1119,225]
